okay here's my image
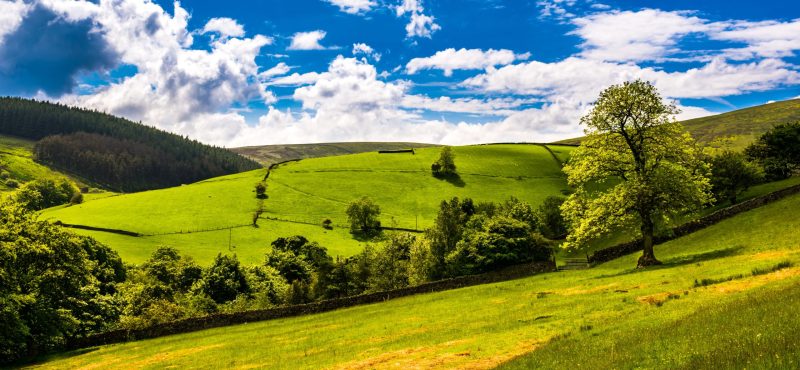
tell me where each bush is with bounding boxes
[322,218,333,230]
[13,178,80,211]
[346,197,382,235]
[0,170,9,179]
[4,179,18,188]
[255,182,267,199]
[70,191,84,205]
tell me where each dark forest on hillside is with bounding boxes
[0,97,261,191]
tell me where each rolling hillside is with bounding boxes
[0,135,73,192]
[41,144,574,264]
[556,98,800,148]
[33,190,800,369]
[232,142,437,166]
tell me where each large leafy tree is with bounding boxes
[709,150,764,204]
[0,201,125,362]
[562,80,712,268]
[745,121,800,180]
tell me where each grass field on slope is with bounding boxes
[32,192,800,369]
[232,142,436,166]
[42,144,572,264]
[0,135,68,192]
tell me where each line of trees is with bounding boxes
[0,97,260,192]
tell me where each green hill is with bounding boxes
[41,144,574,264]
[556,98,800,149]
[232,142,437,166]
[33,189,800,369]
[0,135,73,192]
[0,97,260,191]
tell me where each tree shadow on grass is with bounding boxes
[350,229,386,243]
[594,245,745,279]
[17,347,99,367]
[434,173,465,187]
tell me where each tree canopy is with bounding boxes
[561,80,712,268]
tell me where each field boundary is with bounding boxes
[589,182,800,264]
[53,221,141,237]
[66,261,555,350]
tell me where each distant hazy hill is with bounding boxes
[556,98,800,148]
[0,97,260,192]
[232,142,437,166]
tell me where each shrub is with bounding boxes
[13,178,80,211]
[4,179,18,188]
[0,170,9,179]
[322,218,333,229]
[255,182,267,199]
[746,121,800,180]
[199,254,250,304]
[70,191,84,205]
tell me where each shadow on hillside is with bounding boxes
[17,347,99,368]
[595,245,745,279]
[435,173,465,187]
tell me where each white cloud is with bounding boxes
[265,71,326,86]
[395,0,441,38]
[536,0,577,20]
[352,42,381,61]
[407,48,530,76]
[571,9,709,62]
[202,17,245,38]
[710,19,800,60]
[288,30,330,50]
[0,0,29,42]
[464,57,800,102]
[325,0,376,14]
[259,62,291,78]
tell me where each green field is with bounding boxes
[0,135,68,192]
[42,144,573,264]
[31,190,800,369]
[556,98,800,149]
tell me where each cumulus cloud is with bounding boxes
[202,17,245,38]
[288,30,331,50]
[352,43,381,61]
[0,3,119,96]
[396,0,441,38]
[407,48,530,76]
[571,9,709,62]
[0,0,28,42]
[710,19,800,60]
[325,0,376,14]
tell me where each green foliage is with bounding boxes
[200,254,250,304]
[255,182,267,199]
[431,146,457,176]
[425,198,470,279]
[346,196,382,235]
[368,233,413,291]
[535,196,567,239]
[746,121,800,180]
[709,150,764,204]
[448,215,552,275]
[0,201,125,363]
[13,178,79,211]
[562,80,712,267]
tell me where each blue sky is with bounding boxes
[0,0,798,146]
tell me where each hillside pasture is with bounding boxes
[42,144,571,264]
[31,191,800,369]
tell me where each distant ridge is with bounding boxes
[232,142,437,166]
[0,97,261,192]
[555,98,800,149]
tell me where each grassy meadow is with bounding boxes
[31,190,800,369]
[0,135,68,192]
[41,144,572,264]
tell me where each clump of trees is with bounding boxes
[709,150,764,204]
[0,201,126,362]
[346,197,382,236]
[562,80,712,268]
[431,146,457,177]
[12,178,81,211]
[745,122,800,181]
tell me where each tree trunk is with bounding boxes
[637,215,661,268]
